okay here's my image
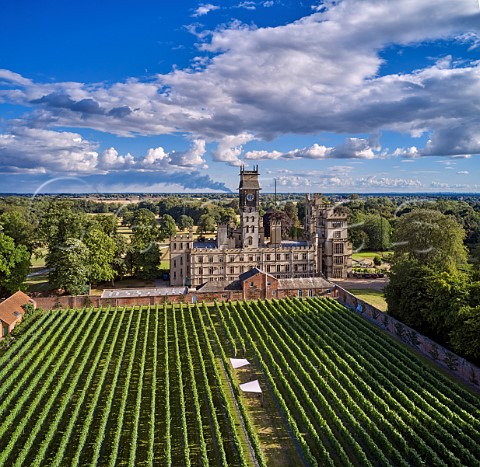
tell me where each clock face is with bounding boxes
[246,193,254,202]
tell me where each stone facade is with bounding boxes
[305,194,352,279]
[170,166,352,286]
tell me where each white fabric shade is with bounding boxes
[230,358,251,369]
[239,380,262,393]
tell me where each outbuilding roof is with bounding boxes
[0,291,32,326]
[278,277,333,290]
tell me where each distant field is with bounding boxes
[0,298,478,466]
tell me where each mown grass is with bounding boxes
[347,288,388,312]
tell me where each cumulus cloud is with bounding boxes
[191,3,219,17]
[213,133,255,166]
[0,0,479,163]
[245,136,380,161]
[0,128,226,190]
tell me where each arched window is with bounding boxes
[246,225,249,233]
[248,236,253,245]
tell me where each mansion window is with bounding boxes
[198,256,203,263]
[267,265,271,273]
[173,243,177,250]
[276,253,281,261]
[302,264,307,271]
[230,256,235,262]
[230,266,235,274]
[285,254,290,261]
[248,237,253,245]
[266,254,271,261]
[285,264,290,272]
[302,253,307,260]
[332,221,344,228]
[276,264,281,272]
[173,260,176,267]
[334,243,344,254]
[209,256,214,263]
[209,267,214,274]
[249,255,254,261]
[334,256,344,265]
[294,254,298,260]
[198,268,203,275]
[334,231,341,239]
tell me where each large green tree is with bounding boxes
[83,228,117,285]
[159,214,177,240]
[47,239,90,295]
[362,215,392,251]
[0,232,31,295]
[393,209,468,272]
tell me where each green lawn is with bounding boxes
[352,250,392,260]
[347,288,388,312]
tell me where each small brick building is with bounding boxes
[195,267,335,301]
[0,291,36,337]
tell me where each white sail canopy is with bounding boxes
[239,380,262,393]
[230,358,250,369]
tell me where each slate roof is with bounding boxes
[278,277,333,290]
[0,291,32,325]
[196,280,242,293]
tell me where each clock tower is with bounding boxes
[239,165,261,248]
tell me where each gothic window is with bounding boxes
[246,225,249,233]
[334,243,344,254]
[248,237,253,245]
[334,256,344,265]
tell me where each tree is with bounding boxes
[0,209,37,252]
[363,215,391,251]
[0,232,31,295]
[284,202,300,227]
[450,306,480,360]
[159,214,177,240]
[130,208,160,245]
[263,211,293,239]
[177,214,194,231]
[198,214,216,234]
[393,209,468,272]
[83,228,117,285]
[47,239,90,295]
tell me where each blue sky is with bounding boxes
[1,0,480,193]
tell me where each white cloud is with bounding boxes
[213,133,255,166]
[457,170,469,174]
[0,0,479,164]
[236,2,256,10]
[191,4,220,17]
[245,137,379,161]
[0,128,208,175]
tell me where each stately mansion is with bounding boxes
[170,167,352,287]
